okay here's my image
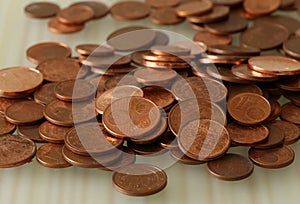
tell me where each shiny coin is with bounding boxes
[176,0,213,17]
[244,0,281,16]
[25,2,60,18]
[57,5,94,25]
[0,114,15,135]
[110,1,151,20]
[39,121,71,143]
[48,17,85,34]
[188,5,230,24]
[194,30,232,46]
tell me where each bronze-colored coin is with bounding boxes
[248,55,300,76]
[89,75,110,96]
[0,134,36,168]
[90,65,137,76]
[65,123,123,156]
[127,141,168,156]
[207,45,260,56]
[112,164,167,196]
[211,0,243,6]
[206,66,250,84]
[231,64,278,82]
[188,5,230,24]
[0,114,15,135]
[198,55,249,64]
[150,45,191,56]
[226,83,263,99]
[277,75,300,91]
[36,144,71,168]
[252,124,284,149]
[102,147,136,171]
[57,5,94,25]
[26,42,71,65]
[70,1,109,19]
[5,101,44,125]
[142,87,174,110]
[283,37,300,59]
[158,131,178,149]
[170,147,204,165]
[265,98,282,122]
[33,83,57,105]
[176,0,213,17]
[25,2,60,18]
[207,153,254,181]
[0,98,31,114]
[248,145,294,168]
[284,92,300,106]
[110,1,151,20]
[172,41,207,57]
[17,123,46,143]
[271,120,300,145]
[142,60,191,69]
[37,58,88,82]
[228,93,271,126]
[0,67,43,98]
[96,85,143,114]
[204,14,248,35]
[226,123,269,146]
[153,31,170,46]
[104,75,140,90]
[103,96,161,139]
[243,0,280,16]
[145,0,180,8]
[280,102,300,125]
[75,44,114,56]
[142,51,193,63]
[81,55,131,67]
[54,80,96,102]
[134,67,177,86]
[48,17,85,34]
[178,119,230,161]
[240,23,289,50]
[39,121,71,143]
[151,8,184,25]
[168,99,226,136]
[193,30,232,47]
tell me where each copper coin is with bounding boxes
[112,164,167,196]
[204,14,248,35]
[207,153,254,181]
[57,5,94,25]
[284,92,300,106]
[142,87,175,110]
[54,80,96,102]
[151,8,184,25]
[172,41,207,57]
[170,147,204,165]
[205,66,249,84]
[248,55,300,76]
[193,30,232,46]
[96,85,143,114]
[176,0,213,17]
[70,1,109,19]
[0,67,43,98]
[39,121,71,143]
[103,96,161,139]
[81,55,131,67]
[280,0,296,9]
[65,123,123,156]
[0,134,36,168]
[248,145,294,168]
[0,114,15,135]
[280,102,300,125]
[150,45,191,56]
[211,0,243,6]
[0,97,31,114]
[90,65,136,76]
[89,75,110,96]
[227,93,271,126]
[110,1,151,20]
[240,23,289,50]
[265,99,282,122]
[33,83,57,105]
[252,124,284,149]
[26,42,71,65]
[283,37,300,59]
[102,147,136,171]
[188,5,230,24]
[48,17,85,34]
[226,123,269,146]
[104,75,140,90]
[198,55,249,65]
[5,101,44,125]
[37,58,88,82]
[25,2,60,18]
[127,141,168,156]
[271,120,300,145]
[142,51,194,63]
[75,44,114,56]
[226,83,262,99]
[36,144,71,168]
[178,119,230,161]
[277,75,300,91]
[134,67,177,86]
[145,0,180,8]
[168,99,226,136]
[141,60,191,69]
[207,45,260,56]
[243,0,280,16]
[17,123,46,143]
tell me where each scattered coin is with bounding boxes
[176,0,213,17]
[193,30,232,46]
[33,83,57,105]
[0,114,15,135]
[70,1,109,19]
[142,87,175,110]
[48,17,85,34]
[57,5,94,25]
[243,0,281,16]
[17,123,46,143]
[25,2,60,18]
[283,37,300,59]
[188,5,230,24]
[134,67,177,86]
[170,147,204,165]
[151,8,184,25]
[280,102,300,125]
[110,1,151,20]
[75,44,114,56]
[145,0,180,8]
[252,124,284,149]
[39,121,71,143]
[271,120,300,145]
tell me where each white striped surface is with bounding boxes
[1,1,300,204]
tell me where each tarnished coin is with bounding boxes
[252,124,284,149]
[57,5,94,25]
[193,30,232,46]
[110,1,151,20]
[0,114,15,135]
[271,120,300,145]
[145,0,180,8]
[112,164,167,196]
[48,17,85,34]
[280,102,300,125]
[0,134,36,168]
[25,2,60,18]
[248,145,294,168]
[151,8,184,25]
[34,83,57,105]
[283,37,300,59]
[36,144,71,168]
[176,0,213,17]
[207,153,254,181]
[70,1,109,19]
[5,101,44,125]
[170,147,204,165]
[178,119,230,161]
[17,123,46,143]
[134,67,177,86]
[244,0,281,16]
[142,87,175,110]
[39,121,71,143]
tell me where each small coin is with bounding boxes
[193,30,232,46]
[0,98,31,114]
[150,45,191,56]
[178,119,230,161]
[151,8,184,25]
[271,120,300,145]
[110,1,151,20]
[127,141,168,156]
[284,92,300,106]
[226,83,262,99]
[248,145,294,168]
[141,60,191,69]
[34,83,57,106]
[252,124,284,149]
[265,99,282,122]
[172,41,207,57]
[57,5,94,25]
[145,0,180,8]
[39,121,71,143]
[280,102,300,125]
[142,87,175,110]
[142,51,193,63]
[25,2,60,18]
[211,0,243,6]
[75,44,114,56]
[153,31,170,46]
[36,144,71,168]
[104,75,140,90]
[176,0,213,17]
[189,5,229,24]
[170,147,204,165]
[48,17,85,34]
[207,153,254,181]
[134,67,177,86]
[277,75,300,91]
[0,114,15,135]
[17,123,46,143]
[26,42,71,65]
[243,0,281,16]
[198,55,249,64]
[81,55,131,68]
[70,1,109,19]
[228,93,271,126]
[283,37,300,59]
[207,45,260,56]
[5,101,44,125]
